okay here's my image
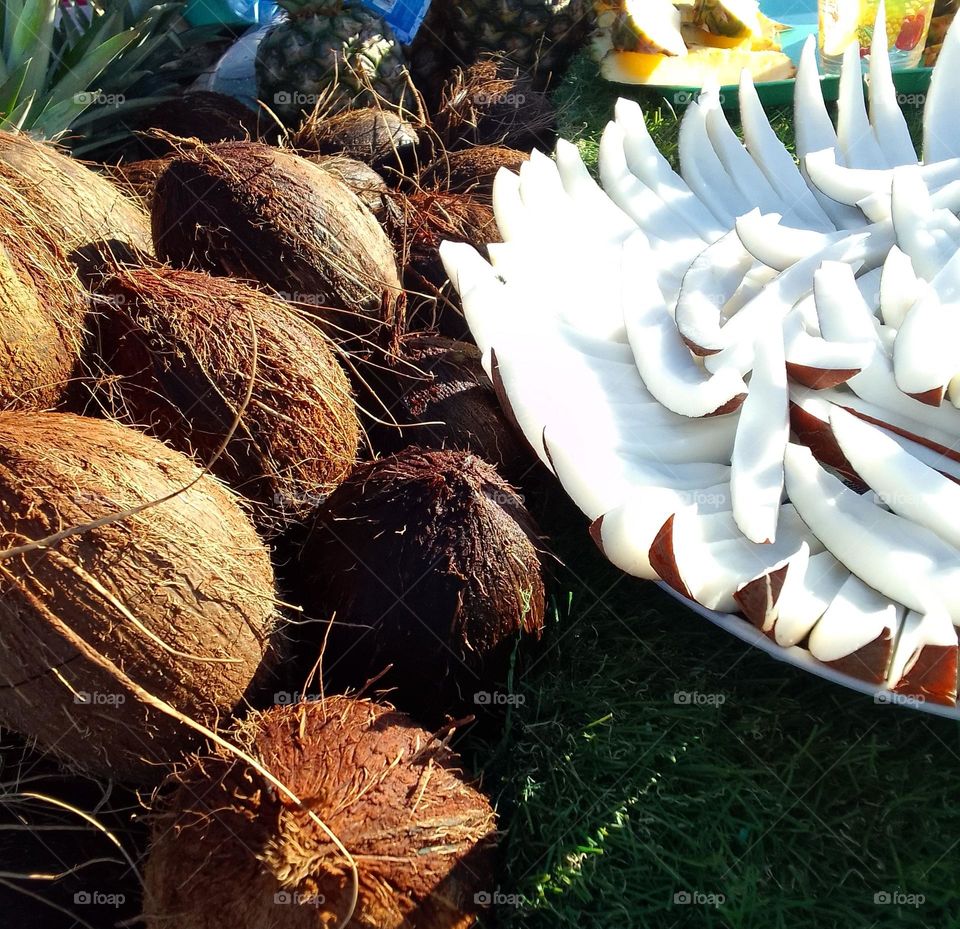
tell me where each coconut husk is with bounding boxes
[291,107,421,179]
[143,697,498,929]
[103,157,173,210]
[296,448,545,715]
[368,334,532,481]
[0,192,89,412]
[85,265,360,532]
[419,146,529,201]
[432,56,556,153]
[0,131,153,255]
[309,154,390,221]
[0,411,280,783]
[152,141,402,348]
[383,190,500,336]
[133,92,277,159]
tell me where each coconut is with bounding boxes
[152,141,402,346]
[143,697,497,929]
[134,92,276,158]
[419,146,530,201]
[0,195,89,412]
[311,154,390,221]
[371,335,532,481]
[432,56,556,152]
[291,107,421,179]
[0,411,279,783]
[383,191,500,335]
[103,157,173,209]
[85,264,360,531]
[0,131,153,255]
[297,448,545,713]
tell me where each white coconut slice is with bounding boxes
[492,167,534,242]
[678,100,748,227]
[890,166,960,281]
[739,71,835,232]
[675,230,755,355]
[735,210,844,272]
[590,483,733,580]
[783,307,872,388]
[731,319,788,543]
[615,98,727,242]
[892,286,951,404]
[783,442,960,624]
[879,245,921,328]
[648,502,823,612]
[887,609,958,705]
[868,0,918,167]
[830,406,960,550]
[621,235,747,417]
[774,550,852,647]
[857,192,892,224]
[923,6,960,163]
[807,574,902,683]
[837,42,889,170]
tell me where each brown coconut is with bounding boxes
[383,191,500,335]
[297,448,545,713]
[291,107,420,178]
[419,146,530,201]
[0,411,279,783]
[144,697,497,929]
[0,131,153,255]
[85,265,360,531]
[432,56,556,153]
[311,154,390,221]
[371,335,532,481]
[103,157,173,210]
[152,141,402,346]
[0,194,89,412]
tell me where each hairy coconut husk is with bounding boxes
[0,412,280,783]
[85,265,360,532]
[0,131,153,255]
[291,107,420,179]
[0,195,89,412]
[103,157,173,209]
[0,735,145,925]
[384,191,500,336]
[297,448,545,714]
[433,56,556,152]
[311,154,390,221]
[133,92,276,159]
[152,141,401,347]
[143,697,498,929]
[369,335,532,481]
[419,146,529,201]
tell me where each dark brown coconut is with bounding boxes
[0,195,89,412]
[291,107,421,178]
[297,448,545,714]
[152,141,402,346]
[133,92,276,158]
[384,191,500,336]
[143,697,498,929]
[433,56,556,153]
[0,411,279,783]
[103,156,173,209]
[311,154,390,221]
[370,335,532,481]
[0,131,153,255]
[420,146,530,201]
[85,265,360,531]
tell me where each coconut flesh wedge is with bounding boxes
[868,1,918,168]
[893,286,952,404]
[836,43,888,171]
[879,245,921,328]
[783,442,960,624]
[775,550,852,647]
[735,209,845,272]
[887,609,958,704]
[783,306,873,388]
[923,3,960,164]
[890,166,960,282]
[621,235,748,417]
[807,574,903,683]
[730,318,788,543]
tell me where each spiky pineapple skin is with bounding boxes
[436,0,593,75]
[255,5,409,122]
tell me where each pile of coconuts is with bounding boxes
[0,43,557,929]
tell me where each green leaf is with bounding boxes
[41,27,138,113]
[30,92,91,137]
[15,0,58,105]
[0,57,31,119]
[1,91,36,132]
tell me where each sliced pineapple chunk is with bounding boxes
[609,0,687,57]
[600,45,796,86]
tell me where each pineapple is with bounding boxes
[255,0,411,123]
[432,0,594,77]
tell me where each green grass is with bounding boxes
[470,58,960,929]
